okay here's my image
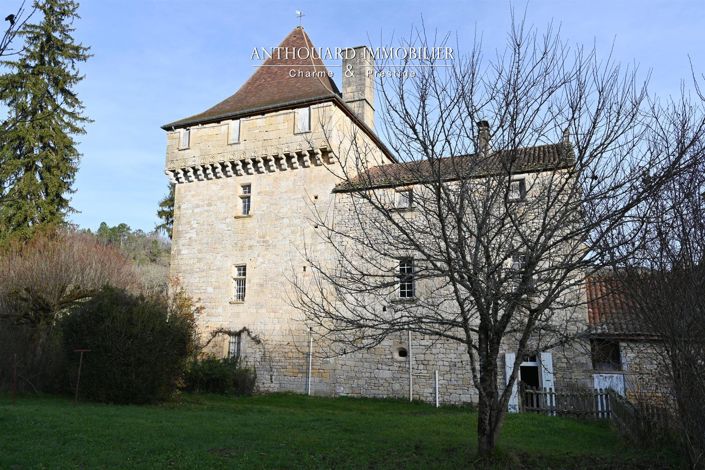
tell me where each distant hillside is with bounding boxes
[86,222,171,293]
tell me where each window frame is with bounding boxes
[508,178,527,202]
[591,339,622,371]
[233,264,247,302]
[398,258,415,299]
[228,333,242,359]
[228,119,241,145]
[239,183,252,216]
[395,188,414,210]
[178,128,190,150]
[294,106,311,134]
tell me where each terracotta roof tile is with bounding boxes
[333,143,574,192]
[586,276,655,338]
[164,27,340,129]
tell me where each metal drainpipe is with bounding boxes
[435,370,439,408]
[307,327,313,396]
[408,330,413,401]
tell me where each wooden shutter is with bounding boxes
[540,352,555,390]
[504,352,519,413]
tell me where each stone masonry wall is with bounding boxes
[167,100,592,405]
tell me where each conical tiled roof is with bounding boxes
[163,27,340,129]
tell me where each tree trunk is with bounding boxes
[476,353,505,456]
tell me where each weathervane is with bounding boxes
[295,10,304,26]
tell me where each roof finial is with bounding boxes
[295,10,304,27]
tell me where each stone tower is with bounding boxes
[162,27,392,394]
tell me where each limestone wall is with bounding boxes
[166,99,592,404]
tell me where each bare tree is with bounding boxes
[0,229,136,346]
[290,17,704,455]
[608,89,705,466]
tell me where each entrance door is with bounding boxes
[519,354,540,388]
[506,351,555,412]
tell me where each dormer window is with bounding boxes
[228,119,241,145]
[178,128,190,150]
[295,106,311,134]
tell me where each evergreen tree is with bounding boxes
[0,0,90,241]
[156,183,174,239]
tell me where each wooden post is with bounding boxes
[74,349,90,403]
[12,353,17,405]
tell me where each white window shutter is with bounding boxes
[540,352,555,390]
[228,120,240,144]
[504,352,519,413]
[296,107,310,133]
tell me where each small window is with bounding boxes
[179,128,190,150]
[228,334,242,359]
[398,258,415,299]
[396,189,413,209]
[591,339,622,371]
[233,265,247,302]
[240,184,251,216]
[397,347,408,358]
[295,107,311,134]
[508,179,526,201]
[228,120,241,145]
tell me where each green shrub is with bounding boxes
[61,286,195,404]
[184,356,256,395]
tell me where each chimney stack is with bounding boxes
[342,46,375,129]
[477,121,490,155]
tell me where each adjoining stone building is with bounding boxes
[586,276,672,402]
[162,26,594,406]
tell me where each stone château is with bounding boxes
[162,27,645,406]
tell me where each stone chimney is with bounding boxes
[342,46,375,129]
[477,120,490,155]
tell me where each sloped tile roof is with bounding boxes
[586,276,656,338]
[163,27,340,129]
[333,143,574,192]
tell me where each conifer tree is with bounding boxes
[156,183,174,239]
[0,0,90,241]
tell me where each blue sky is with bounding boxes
[69,0,704,232]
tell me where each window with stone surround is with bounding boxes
[228,119,241,145]
[398,258,415,299]
[508,178,526,201]
[591,339,622,371]
[395,188,413,209]
[178,128,190,150]
[233,265,247,302]
[295,106,311,134]
[240,184,251,216]
[228,333,242,358]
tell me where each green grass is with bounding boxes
[0,393,680,469]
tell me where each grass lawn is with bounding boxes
[0,393,680,469]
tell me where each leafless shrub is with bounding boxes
[0,228,137,391]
